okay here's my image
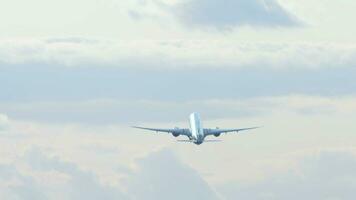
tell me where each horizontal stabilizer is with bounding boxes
[177,140,193,142]
[204,140,222,142]
[177,140,222,143]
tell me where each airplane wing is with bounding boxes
[132,126,191,136]
[204,127,260,136]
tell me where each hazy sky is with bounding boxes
[1,0,356,199]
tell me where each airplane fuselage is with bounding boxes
[189,112,204,145]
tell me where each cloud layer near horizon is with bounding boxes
[1,146,356,200]
[219,151,356,200]
[0,148,219,200]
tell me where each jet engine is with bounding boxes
[214,127,220,137]
[172,127,180,137]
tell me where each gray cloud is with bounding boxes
[150,0,301,29]
[1,66,356,103]
[0,164,47,200]
[3,146,356,200]
[218,151,356,200]
[1,65,356,124]
[125,148,220,200]
[1,149,128,200]
[0,99,261,124]
[1,148,219,200]
[24,148,129,200]
[2,94,356,125]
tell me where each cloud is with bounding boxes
[1,147,219,200]
[218,151,356,200]
[0,113,9,131]
[0,149,121,200]
[125,148,220,200]
[45,37,99,45]
[133,0,301,30]
[170,0,301,29]
[23,148,129,200]
[2,122,356,200]
[1,38,356,70]
[0,164,47,200]
[1,95,356,124]
[0,149,129,200]
[7,148,356,200]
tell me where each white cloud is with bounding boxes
[24,148,129,200]
[0,113,9,131]
[2,146,356,200]
[0,0,356,43]
[0,0,136,38]
[0,164,47,200]
[125,148,220,200]
[1,147,219,200]
[218,151,356,200]
[1,38,356,70]
[0,149,129,200]
[1,95,356,124]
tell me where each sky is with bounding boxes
[1,0,356,199]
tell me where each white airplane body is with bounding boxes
[133,112,259,145]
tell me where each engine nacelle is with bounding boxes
[172,127,181,137]
[214,133,221,137]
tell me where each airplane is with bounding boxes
[133,112,260,145]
